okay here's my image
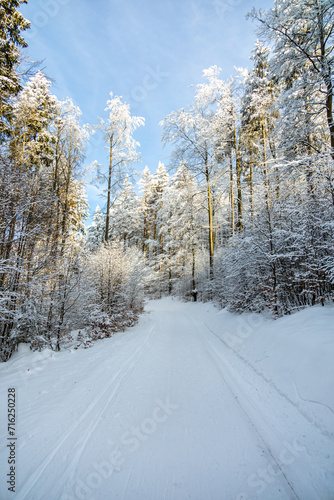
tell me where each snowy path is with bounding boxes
[0,298,333,499]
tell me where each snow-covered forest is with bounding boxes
[1,0,334,361]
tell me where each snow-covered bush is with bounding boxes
[75,242,147,346]
[213,196,334,316]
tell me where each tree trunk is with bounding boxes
[249,157,254,219]
[316,1,334,159]
[262,121,270,209]
[143,206,147,256]
[229,152,235,236]
[192,246,197,301]
[205,161,214,279]
[233,127,242,231]
[105,135,113,242]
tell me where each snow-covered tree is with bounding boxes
[145,162,169,269]
[137,166,153,257]
[251,0,334,157]
[240,41,279,210]
[108,176,141,246]
[196,66,243,234]
[161,77,223,279]
[93,93,144,242]
[10,71,58,168]
[86,206,105,250]
[0,0,30,139]
[0,77,89,358]
[162,163,203,299]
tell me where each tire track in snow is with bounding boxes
[196,317,334,500]
[65,337,150,482]
[202,319,334,440]
[14,324,156,500]
[191,317,302,500]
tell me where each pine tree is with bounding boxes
[108,176,140,246]
[0,0,30,139]
[86,206,105,250]
[147,162,169,270]
[241,42,279,207]
[165,163,202,299]
[137,166,152,257]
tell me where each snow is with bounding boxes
[0,298,333,500]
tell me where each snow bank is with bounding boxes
[204,303,334,433]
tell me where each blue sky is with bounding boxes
[19,0,273,221]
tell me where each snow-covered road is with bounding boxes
[0,298,333,499]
